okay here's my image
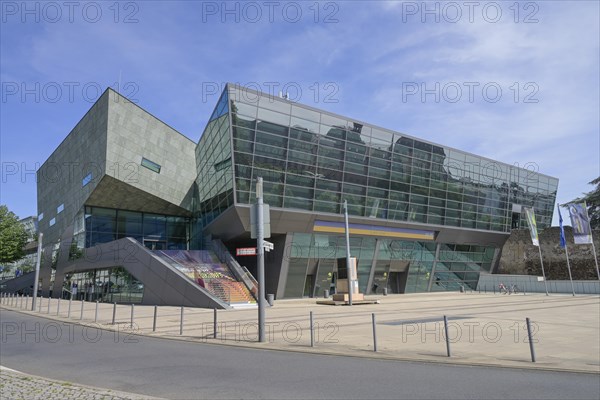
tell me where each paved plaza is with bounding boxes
[0,366,159,400]
[1,292,599,373]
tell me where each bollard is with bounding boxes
[38,296,43,312]
[47,297,51,314]
[80,299,85,320]
[67,298,72,318]
[94,301,99,323]
[25,296,29,310]
[152,305,157,332]
[323,289,329,299]
[443,315,451,357]
[372,313,378,352]
[526,317,536,362]
[180,306,184,335]
[112,302,117,325]
[57,298,61,316]
[310,311,314,347]
[130,304,135,328]
[267,294,274,306]
[20,294,23,309]
[213,308,217,339]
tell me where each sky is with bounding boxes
[1,0,599,226]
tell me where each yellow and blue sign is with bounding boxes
[313,220,435,240]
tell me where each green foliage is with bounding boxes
[0,205,28,263]
[69,242,83,261]
[570,177,600,229]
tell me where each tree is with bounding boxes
[570,176,600,229]
[0,205,28,263]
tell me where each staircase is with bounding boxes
[153,250,256,306]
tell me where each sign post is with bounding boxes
[343,200,353,306]
[31,233,43,311]
[256,177,266,342]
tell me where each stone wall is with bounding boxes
[498,227,600,280]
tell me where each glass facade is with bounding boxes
[226,85,557,232]
[179,84,560,297]
[65,267,143,303]
[84,206,189,250]
[195,89,234,228]
[285,233,496,298]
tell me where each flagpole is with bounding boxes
[564,241,575,296]
[537,244,549,295]
[558,204,575,296]
[590,239,600,281]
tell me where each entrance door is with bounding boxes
[386,260,410,294]
[144,240,166,251]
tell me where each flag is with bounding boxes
[523,207,539,246]
[558,204,566,248]
[567,202,593,245]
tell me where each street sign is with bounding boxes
[263,240,274,252]
[236,247,257,256]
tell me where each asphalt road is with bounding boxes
[1,310,598,400]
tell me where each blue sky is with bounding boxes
[1,1,599,226]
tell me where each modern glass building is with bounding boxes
[6,84,557,307]
[198,84,557,298]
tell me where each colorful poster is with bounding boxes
[523,207,539,246]
[567,202,593,245]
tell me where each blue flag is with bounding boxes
[558,204,566,248]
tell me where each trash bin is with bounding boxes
[383,288,388,296]
[267,294,274,306]
[323,289,329,298]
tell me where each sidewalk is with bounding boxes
[0,366,161,400]
[2,292,599,373]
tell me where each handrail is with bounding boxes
[212,239,258,300]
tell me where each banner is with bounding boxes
[558,205,566,248]
[523,207,539,246]
[567,202,593,245]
